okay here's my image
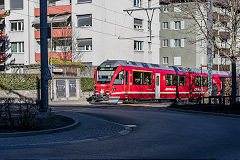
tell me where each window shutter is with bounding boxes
[174,56,181,65]
[174,7,181,12]
[181,21,185,29]
[170,39,175,48]
[180,39,185,47]
[200,56,204,65]
[170,21,174,30]
[10,0,23,10]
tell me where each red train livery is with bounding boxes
[89,60,230,103]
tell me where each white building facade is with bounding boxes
[1,0,160,73]
[71,0,160,66]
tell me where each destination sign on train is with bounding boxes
[100,67,114,71]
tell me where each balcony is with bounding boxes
[219,31,230,41]
[213,64,230,71]
[219,48,231,57]
[0,53,5,63]
[35,52,72,62]
[219,15,230,24]
[34,5,71,17]
[35,28,72,39]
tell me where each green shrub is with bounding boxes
[81,78,95,92]
[0,74,40,90]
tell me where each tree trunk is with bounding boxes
[231,57,237,105]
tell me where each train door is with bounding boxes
[155,73,160,99]
[124,70,129,98]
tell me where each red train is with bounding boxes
[89,60,231,103]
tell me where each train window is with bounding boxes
[194,76,208,87]
[166,74,177,86]
[133,71,143,85]
[202,77,208,87]
[143,72,152,85]
[126,71,128,85]
[178,75,186,86]
[194,77,201,87]
[113,71,124,85]
[133,71,152,85]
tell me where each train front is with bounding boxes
[89,66,116,103]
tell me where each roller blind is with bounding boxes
[10,0,23,10]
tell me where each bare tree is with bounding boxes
[163,0,240,104]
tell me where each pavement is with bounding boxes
[0,110,131,150]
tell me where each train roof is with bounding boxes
[99,60,231,76]
[187,68,230,76]
[99,60,185,72]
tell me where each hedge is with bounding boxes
[0,74,40,90]
[81,78,95,92]
[0,74,95,92]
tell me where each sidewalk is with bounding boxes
[0,111,131,150]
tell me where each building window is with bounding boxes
[163,57,168,64]
[162,5,169,12]
[10,0,23,10]
[77,38,92,51]
[77,14,92,27]
[174,56,181,65]
[134,0,142,7]
[11,42,24,53]
[163,22,168,29]
[77,0,92,4]
[200,39,205,47]
[175,39,181,47]
[10,20,24,31]
[134,41,143,51]
[163,39,169,47]
[148,42,152,52]
[0,0,4,10]
[134,18,143,30]
[174,21,181,30]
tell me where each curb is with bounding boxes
[0,114,80,138]
[166,107,240,118]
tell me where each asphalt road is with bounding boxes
[1,104,240,159]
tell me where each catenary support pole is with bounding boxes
[40,0,50,112]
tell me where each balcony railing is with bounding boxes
[219,31,230,40]
[34,5,71,17]
[219,48,231,57]
[213,64,230,71]
[35,28,72,39]
[219,15,230,24]
[35,52,72,62]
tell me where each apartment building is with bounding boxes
[159,0,232,71]
[71,0,160,66]
[0,0,160,73]
[1,0,38,73]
